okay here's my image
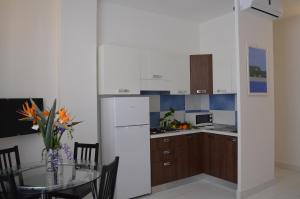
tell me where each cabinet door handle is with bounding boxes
[217,89,227,93]
[163,150,171,155]
[163,138,170,143]
[196,89,206,94]
[178,90,187,94]
[152,74,162,79]
[163,162,172,166]
[232,138,237,142]
[118,88,130,93]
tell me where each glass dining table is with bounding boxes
[0,161,101,199]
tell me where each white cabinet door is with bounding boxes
[99,45,141,95]
[141,50,171,80]
[199,13,237,94]
[140,50,171,91]
[169,54,190,95]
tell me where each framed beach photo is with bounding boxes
[247,46,268,95]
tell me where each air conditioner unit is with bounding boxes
[240,0,283,18]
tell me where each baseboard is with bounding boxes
[236,178,276,199]
[151,174,206,193]
[276,161,300,172]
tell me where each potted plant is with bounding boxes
[18,99,81,171]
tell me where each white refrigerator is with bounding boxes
[100,97,151,199]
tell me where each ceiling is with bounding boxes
[103,0,234,23]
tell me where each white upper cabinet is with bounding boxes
[99,44,141,95]
[169,54,190,95]
[140,50,190,93]
[140,50,171,91]
[199,12,237,94]
[99,44,190,95]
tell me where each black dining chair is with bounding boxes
[50,142,99,199]
[98,156,119,199]
[0,146,21,171]
[0,146,21,196]
[0,146,21,199]
[0,146,39,199]
[0,172,19,199]
[73,142,100,170]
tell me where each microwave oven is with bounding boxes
[185,112,213,127]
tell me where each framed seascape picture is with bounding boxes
[247,46,268,95]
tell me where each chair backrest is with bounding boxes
[0,146,21,197]
[0,146,21,170]
[0,172,18,199]
[98,157,119,199]
[73,142,99,169]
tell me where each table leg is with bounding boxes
[90,181,98,199]
[41,191,48,199]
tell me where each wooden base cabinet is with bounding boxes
[150,133,237,186]
[203,133,238,183]
[186,133,203,176]
[221,135,237,183]
[150,135,188,186]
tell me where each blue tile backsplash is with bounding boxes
[142,91,237,128]
[150,112,160,128]
[160,95,185,111]
[209,94,236,111]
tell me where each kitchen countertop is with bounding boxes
[150,124,238,139]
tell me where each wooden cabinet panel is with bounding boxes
[190,54,213,94]
[204,133,238,183]
[202,133,211,174]
[208,134,222,178]
[151,148,176,163]
[151,136,173,149]
[150,136,183,186]
[186,133,203,176]
[175,145,189,180]
[151,161,177,186]
[220,136,238,183]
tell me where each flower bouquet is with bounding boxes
[18,99,81,171]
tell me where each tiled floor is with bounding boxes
[85,168,300,199]
[141,180,236,199]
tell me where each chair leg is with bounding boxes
[90,181,98,199]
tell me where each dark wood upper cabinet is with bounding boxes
[190,54,213,94]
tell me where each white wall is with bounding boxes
[100,2,200,54]
[274,15,300,168]
[237,10,275,197]
[59,0,98,144]
[0,0,59,163]
[0,0,99,163]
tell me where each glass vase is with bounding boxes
[45,149,62,172]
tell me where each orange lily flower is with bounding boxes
[42,110,49,117]
[18,102,37,123]
[58,108,71,124]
